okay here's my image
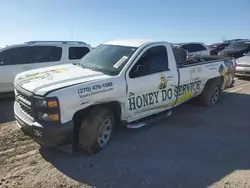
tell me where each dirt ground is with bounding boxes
[1,78,250,188]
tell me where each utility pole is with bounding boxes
[70,28,74,40]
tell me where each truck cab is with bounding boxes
[14,39,235,155]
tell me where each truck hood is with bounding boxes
[15,64,112,95]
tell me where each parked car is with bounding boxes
[235,51,250,77]
[173,42,210,56]
[224,39,248,43]
[0,41,92,94]
[208,42,231,55]
[218,40,250,58]
[13,39,235,155]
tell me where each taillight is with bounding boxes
[210,49,214,55]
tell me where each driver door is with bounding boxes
[125,44,178,122]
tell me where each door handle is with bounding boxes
[167,76,174,79]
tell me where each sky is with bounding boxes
[0,0,250,47]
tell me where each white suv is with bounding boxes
[0,41,92,94]
[173,42,210,56]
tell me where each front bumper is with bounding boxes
[14,101,74,147]
[235,66,250,77]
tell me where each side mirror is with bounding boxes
[133,64,144,73]
[130,64,146,78]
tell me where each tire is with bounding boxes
[78,106,115,155]
[198,79,222,106]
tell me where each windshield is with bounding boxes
[226,41,248,49]
[78,44,137,76]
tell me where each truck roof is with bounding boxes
[173,42,206,46]
[104,39,162,47]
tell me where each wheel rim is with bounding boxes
[211,87,219,104]
[97,118,112,148]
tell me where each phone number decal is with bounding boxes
[78,82,113,97]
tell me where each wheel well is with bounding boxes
[204,76,223,88]
[72,101,122,130]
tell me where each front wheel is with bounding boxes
[78,106,115,155]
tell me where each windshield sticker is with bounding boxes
[128,80,201,111]
[113,56,128,69]
[17,68,67,86]
[78,82,113,98]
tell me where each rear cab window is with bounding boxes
[181,44,207,52]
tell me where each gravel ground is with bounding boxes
[1,78,250,188]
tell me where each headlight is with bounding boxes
[35,98,58,108]
[35,99,47,108]
[35,97,60,122]
[37,112,59,122]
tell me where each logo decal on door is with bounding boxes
[158,74,167,90]
[128,80,202,111]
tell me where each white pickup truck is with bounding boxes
[14,39,236,155]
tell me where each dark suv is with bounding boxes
[208,42,231,55]
[218,40,250,58]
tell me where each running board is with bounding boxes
[126,110,172,129]
[126,122,146,129]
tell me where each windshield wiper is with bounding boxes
[80,64,103,73]
[72,62,81,66]
[88,66,103,73]
[74,62,106,74]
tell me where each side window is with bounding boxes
[69,47,90,60]
[0,47,30,66]
[182,44,207,52]
[180,45,189,52]
[194,44,207,51]
[0,46,62,66]
[246,43,250,50]
[129,46,168,78]
[31,46,62,63]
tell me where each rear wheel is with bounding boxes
[78,106,114,155]
[199,79,222,106]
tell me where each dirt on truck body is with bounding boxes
[1,78,250,188]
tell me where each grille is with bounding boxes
[19,102,32,118]
[15,89,34,120]
[16,90,32,104]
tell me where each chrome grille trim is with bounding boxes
[15,88,34,121]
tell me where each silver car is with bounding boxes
[235,52,250,77]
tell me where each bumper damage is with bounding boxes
[14,102,74,147]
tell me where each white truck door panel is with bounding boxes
[125,44,178,121]
[176,65,203,106]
